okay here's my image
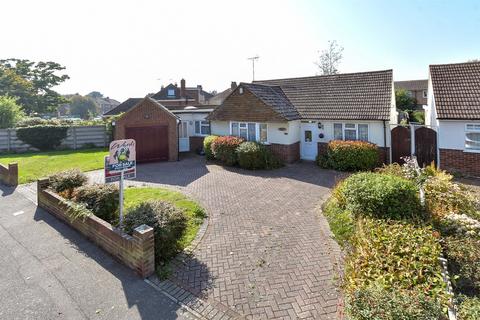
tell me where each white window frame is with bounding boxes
[465,123,480,152]
[333,123,369,142]
[229,121,268,143]
[167,89,175,97]
[194,120,211,136]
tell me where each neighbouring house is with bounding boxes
[206,82,237,105]
[395,79,428,108]
[425,61,480,176]
[207,70,397,163]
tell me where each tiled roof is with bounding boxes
[430,62,480,120]
[241,83,300,120]
[254,69,393,120]
[395,79,428,91]
[103,98,142,116]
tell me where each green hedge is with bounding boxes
[211,136,244,166]
[203,135,218,160]
[73,184,119,224]
[236,141,283,170]
[318,140,379,171]
[456,295,480,320]
[16,125,68,151]
[49,169,88,197]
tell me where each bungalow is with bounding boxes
[425,61,480,176]
[207,70,397,163]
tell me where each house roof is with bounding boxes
[394,79,428,91]
[254,69,393,120]
[103,98,142,116]
[207,88,233,105]
[430,61,480,120]
[241,83,300,120]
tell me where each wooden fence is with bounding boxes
[0,125,109,152]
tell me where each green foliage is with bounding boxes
[340,172,421,220]
[410,110,425,124]
[0,95,24,128]
[318,140,379,172]
[106,113,123,141]
[456,295,480,320]
[321,196,354,247]
[203,135,218,160]
[68,95,99,119]
[0,59,69,114]
[345,218,447,301]
[16,125,68,150]
[124,200,188,263]
[375,163,405,178]
[346,285,444,320]
[73,184,119,224]
[236,141,283,170]
[63,199,92,222]
[211,136,243,166]
[49,169,88,196]
[395,88,417,111]
[443,236,480,296]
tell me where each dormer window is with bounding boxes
[167,89,175,97]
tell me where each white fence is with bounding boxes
[0,125,109,152]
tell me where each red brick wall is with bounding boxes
[440,149,480,177]
[267,142,300,163]
[37,179,155,278]
[0,162,18,186]
[115,98,178,161]
[189,136,205,153]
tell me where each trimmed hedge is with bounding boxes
[211,136,244,166]
[203,135,218,160]
[16,125,68,151]
[236,141,283,170]
[49,169,88,197]
[73,184,119,224]
[318,140,379,172]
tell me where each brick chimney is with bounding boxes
[231,81,237,90]
[180,79,186,98]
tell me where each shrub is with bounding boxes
[436,213,480,238]
[456,295,480,320]
[346,285,443,320]
[15,117,71,127]
[73,184,119,224]
[49,169,88,197]
[443,236,480,296]
[211,136,243,166]
[344,218,447,301]
[321,197,354,247]
[203,135,218,160]
[16,125,68,150]
[339,172,421,220]
[124,200,188,263]
[0,95,24,129]
[236,141,283,170]
[318,140,379,172]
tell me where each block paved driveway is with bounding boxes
[91,155,345,319]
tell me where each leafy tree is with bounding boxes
[87,91,103,99]
[68,95,99,119]
[315,40,344,75]
[0,59,69,114]
[395,88,417,111]
[0,95,25,128]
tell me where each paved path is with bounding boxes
[0,184,197,320]
[89,155,345,319]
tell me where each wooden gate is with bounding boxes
[415,127,437,167]
[391,126,411,164]
[125,125,169,162]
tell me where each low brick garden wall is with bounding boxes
[37,178,155,277]
[0,162,18,186]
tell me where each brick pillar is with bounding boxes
[132,224,155,278]
[7,163,18,186]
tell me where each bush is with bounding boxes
[456,295,480,320]
[15,117,71,127]
[345,218,447,301]
[0,96,24,129]
[73,184,119,224]
[339,172,421,220]
[211,136,243,166]
[346,285,444,320]
[49,169,88,197]
[436,213,480,238]
[16,125,68,150]
[318,140,379,172]
[203,135,218,160]
[443,236,480,296]
[124,200,188,263]
[321,197,354,247]
[236,141,283,170]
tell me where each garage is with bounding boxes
[114,97,178,162]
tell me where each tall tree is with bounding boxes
[315,40,344,75]
[0,59,69,114]
[68,95,99,119]
[395,89,417,111]
[0,95,25,128]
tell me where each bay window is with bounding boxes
[333,123,369,141]
[194,120,211,135]
[466,124,480,151]
[230,121,268,143]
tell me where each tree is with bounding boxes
[395,89,417,111]
[0,95,25,128]
[0,59,69,114]
[87,91,103,99]
[315,40,344,75]
[68,95,99,119]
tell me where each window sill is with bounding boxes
[464,148,480,154]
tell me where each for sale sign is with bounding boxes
[108,139,136,172]
[104,156,136,183]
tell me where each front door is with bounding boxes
[179,121,189,152]
[301,124,317,160]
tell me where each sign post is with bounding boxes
[105,139,136,229]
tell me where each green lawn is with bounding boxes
[0,148,108,184]
[124,187,206,250]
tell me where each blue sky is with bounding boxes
[1,0,478,101]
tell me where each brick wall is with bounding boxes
[440,149,480,177]
[268,142,300,163]
[115,98,178,161]
[0,162,18,186]
[318,142,390,165]
[37,179,155,277]
[189,136,205,153]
